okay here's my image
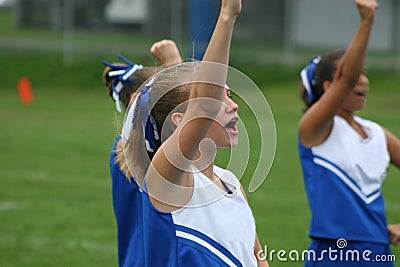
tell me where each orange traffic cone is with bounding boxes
[18,77,34,106]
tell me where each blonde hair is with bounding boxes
[119,62,199,184]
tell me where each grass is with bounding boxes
[0,68,117,265]
[1,33,400,267]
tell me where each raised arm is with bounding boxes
[299,0,378,147]
[147,0,241,209]
[174,0,241,158]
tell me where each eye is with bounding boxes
[226,89,232,99]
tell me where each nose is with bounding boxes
[356,73,369,90]
[225,96,239,113]
[358,73,369,86]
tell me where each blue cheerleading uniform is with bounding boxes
[110,136,144,267]
[141,165,257,267]
[298,115,394,266]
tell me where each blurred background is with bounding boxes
[0,0,399,266]
[2,0,400,67]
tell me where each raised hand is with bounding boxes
[150,39,182,67]
[221,0,242,18]
[355,0,378,22]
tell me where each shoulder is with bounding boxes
[214,165,238,183]
[355,116,386,137]
[354,116,381,128]
[214,165,230,176]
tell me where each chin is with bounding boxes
[217,139,238,148]
[354,104,365,112]
[227,139,238,148]
[230,140,238,148]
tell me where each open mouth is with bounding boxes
[225,117,238,132]
[354,91,367,97]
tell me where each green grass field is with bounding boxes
[1,46,400,266]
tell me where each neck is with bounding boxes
[193,161,215,179]
[337,109,368,139]
[337,109,355,123]
[192,150,216,180]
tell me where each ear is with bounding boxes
[322,80,331,91]
[130,92,138,101]
[170,112,184,127]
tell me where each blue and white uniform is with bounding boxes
[110,136,144,267]
[141,165,257,267]
[298,115,393,266]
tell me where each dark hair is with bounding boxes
[301,49,345,109]
[103,65,162,109]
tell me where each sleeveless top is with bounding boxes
[298,115,390,244]
[141,165,257,266]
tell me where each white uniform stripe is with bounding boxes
[314,158,381,204]
[176,230,237,267]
